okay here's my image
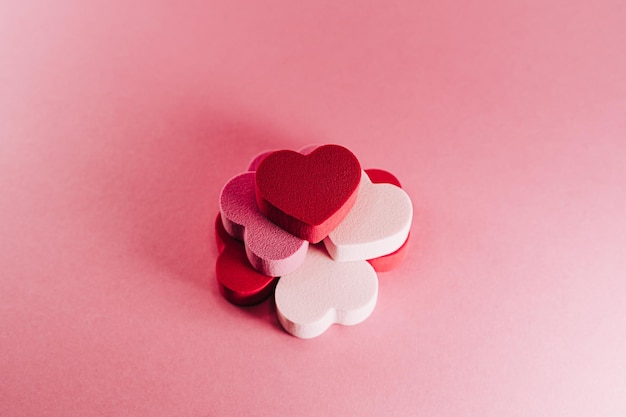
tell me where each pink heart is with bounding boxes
[220,172,308,277]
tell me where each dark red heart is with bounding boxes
[254,144,361,243]
[364,168,402,188]
[214,214,278,306]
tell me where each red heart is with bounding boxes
[214,214,278,306]
[255,144,361,243]
[364,168,402,188]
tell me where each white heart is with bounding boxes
[324,171,413,262]
[275,245,378,339]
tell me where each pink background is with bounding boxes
[1,0,625,415]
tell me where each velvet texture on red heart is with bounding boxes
[254,144,361,243]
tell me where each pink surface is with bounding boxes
[1,0,625,416]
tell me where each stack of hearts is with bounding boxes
[215,144,413,339]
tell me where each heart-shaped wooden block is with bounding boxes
[255,144,362,243]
